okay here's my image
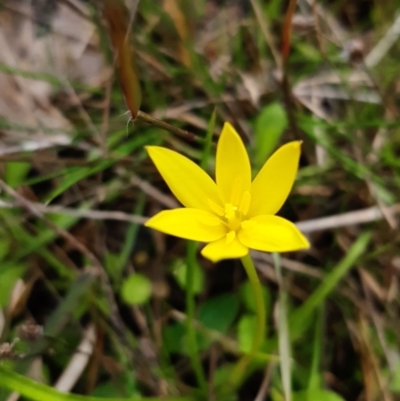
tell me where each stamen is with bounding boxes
[225,230,236,244]
[224,203,237,221]
[207,198,224,216]
[238,191,251,216]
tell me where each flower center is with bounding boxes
[207,191,252,245]
[222,191,251,243]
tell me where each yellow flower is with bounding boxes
[145,123,310,262]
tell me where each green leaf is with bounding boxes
[121,273,152,305]
[213,365,236,399]
[237,314,256,353]
[254,103,287,169]
[293,389,346,401]
[171,258,204,295]
[163,322,186,354]
[240,280,271,315]
[0,365,190,401]
[0,235,11,260]
[92,382,123,398]
[0,264,25,307]
[6,161,31,188]
[198,293,239,333]
[91,373,138,398]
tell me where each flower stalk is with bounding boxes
[229,253,266,385]
[186,241,207,394]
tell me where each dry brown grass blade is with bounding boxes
[102,0,142,119]
[163,0,192,67]
[353,316,393,401]
[282,0,297,63]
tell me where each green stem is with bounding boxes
[0,365,190,401]
[186,241,207,394]
[229,253,266,385]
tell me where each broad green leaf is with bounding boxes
[198,293,239,333]
[196,291,240,351]
[163,322,185,354]
[254,103,287,170]
[121,273,152,305]
[171,258,204,295]
[237,314,256,353]
[240,280,271,315]
[6,161,30,188]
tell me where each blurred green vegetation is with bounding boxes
[0,0,400,401]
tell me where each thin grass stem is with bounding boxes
[229,253,266,386]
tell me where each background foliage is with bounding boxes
[0,0,399,400]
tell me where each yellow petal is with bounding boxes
[201,236,248,262]
[146,146,222,213]
[247,141,301,218]
[216,123,251,205]
[145,208,227,242]
[238,215,310,252]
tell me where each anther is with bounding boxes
[224,203,237,221]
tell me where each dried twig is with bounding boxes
[365,13,400,68]
[54,324,96,392]
[136,110,202,143]
[296,204,400,233]
[0,199,147,224]
[0,196,398,234]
